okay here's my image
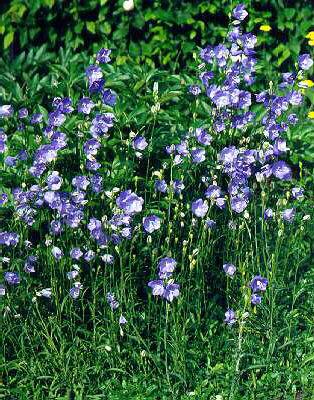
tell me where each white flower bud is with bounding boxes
[243,211,250,219]
[123,0,134,11]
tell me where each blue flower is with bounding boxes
[18,108,28,119]
[0,232,19,246]
[291,187,304,200]
[272,161,292,181]
[191,199,208,218]
[195,128,212,146]
[148,280,165,296]
[223,263,236,277]
[143,215,161,234]
[298,54,313,70]
[70,248,83,260]
[102,89,117,106]
[205,185,222,200]
[96,48,111,64]
[119,315,127,324]
[189,85,201,96]
[4,271,20,285]
[191,148,206,163]
[116,190,144,214]
[251,294,262,305]
[282,208,296,222]
[30,113,43,124]
[233,4,248,21]
[155,180,168,193]
[163,283,180,302]
[158,257,176,279]
[107,292,119,310]
[250,276,268,293]
[264,208,273,220]
[132,136,148,151]
[78,97,95,114]
[85,65,103,85]
[0,105,14,118]
[224,309,236,325]
[52,246,63,260]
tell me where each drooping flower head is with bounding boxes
[102,89,117,106]
[191,148,206,163]
[291,187,304,200]
[223,263,236,277]
[143,215,161,234]
[173,180,185,194]
[72,175,90,191]
[24,256,37,273]
[224,309,236,325]
[18,108,28,119]
[70,248,83,260]
[250,275,268,293]
[70,282,83,299]
[0,284,6,296]
[52,246,63,260]
[119,315,127,324]
[0,232,19,246]
[132,136,148,151]
[264,208,273,220]
[155,180,168,193]
[0,105,14,118]
[101,254,114,264]
[86,65,103,86]
[233,4,248,21]
[282,208,296,222]
[298,54,313,70]
[251,294,262,305]
[30,113,43,124]
[107,292,119,310]
[47,171,63,191]
[195,128,212,146]
[158,257,177,279]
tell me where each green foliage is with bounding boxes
[0,1,314,399]
[0,0,313,70]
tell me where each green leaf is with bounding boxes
[284,8,295,20]
[4,31,14,49]
[277,48,290,66]
[17,4,27,18]
[86,21,96,34]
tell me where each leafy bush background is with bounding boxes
[1,0,313,68]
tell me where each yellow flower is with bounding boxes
[305,31,314,40]
[308,111,314,119]
[309,40,314,47]
[260,25,272,32]
[299,80,314,88]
